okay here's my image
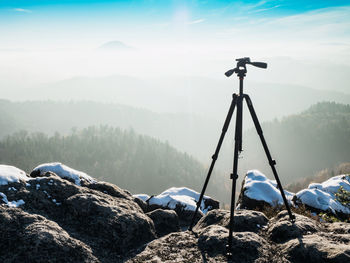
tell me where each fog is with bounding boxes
[1,1,350,203]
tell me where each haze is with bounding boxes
[1,0,350,203]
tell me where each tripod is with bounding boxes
[189,57,295,258]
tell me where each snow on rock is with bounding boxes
[295,174,350,215]
[0,165,28,185]
[0,192,8,203]
[7,199,25,208]
[0,192,25,208]
[32,162,96,186]
[239,170,294,208]
[147,187,214,214]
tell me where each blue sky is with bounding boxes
[0,1,348,20]
[1,0,349,58]
[0,0,349,90]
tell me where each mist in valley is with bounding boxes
[1,0,350,204]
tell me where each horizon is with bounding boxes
[0,0,350,102]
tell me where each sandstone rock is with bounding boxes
[279,234,350,263]
[194,209,268,234]
[65,193,156,253]
[126,231,226,263]
[86,180,133,200]
[324,222,350,234]
[197,225,228,256]
[268,211,320,243]
[0,173,157,261]
[147,187,219,226]
[146,208,180,237]
[0,206,99,263]
[199,224,271,263]
[133,196,148,212]
[237,170,294,211]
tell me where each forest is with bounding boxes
[0,126,224,199]
[242,101,350,183]
[0,100,349,203]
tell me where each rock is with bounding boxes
[194,209,268,234]
[197,225,228,256]
[65,193,156,253]
[31,162,96,185]
[146,208,180,237]
[198,225,271,262]
[147,187,219,226]
[279,234,350,263]
[3,164,350,262]
[268,211,320,243]
[126,231,226,263]
[0,206,99,263]
[86,181,133,200]
[325,222,350,234]
[237,170,294,211]
[133,196,148,212]
[0,173,157,261]
[294,174,350,217]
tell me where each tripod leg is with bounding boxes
[227,96,243,258]
[243,95,295,221]
[189,94,238,231]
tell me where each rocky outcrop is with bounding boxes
[134,187,220,226]
[125,209,350,262]
[0,166,156,262]
[0,206,99,263]
[146,208,180,237]
[237,170,350,219]
[1,164,350,262]
[194,209,268,234]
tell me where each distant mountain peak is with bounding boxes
[97,40,134,51]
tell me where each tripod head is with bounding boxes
[225,57,267,78]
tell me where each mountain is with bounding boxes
[25,75,350,122]
[97,40,134,51]
[1,99,349,194]
[240,102,350,185]
[0,126,224,199]
[0,99,220,161]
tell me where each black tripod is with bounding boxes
[189,57,295,258]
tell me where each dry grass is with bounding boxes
[286,162,350,193]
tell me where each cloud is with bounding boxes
[188,19,205,25]
[13,8,32,13]
[248,5,281,14]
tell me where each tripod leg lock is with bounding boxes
[230,173,238,180]
[269,159,276,166]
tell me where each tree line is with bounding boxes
[0,126,224,198]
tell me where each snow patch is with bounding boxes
[7,199,25,208]
[243,170,294,206]
[0,192,8,203]
[32,162,96,186]
[0,165,28,185]
[296,174,350,214]
[0,192,25,208]
[147,187,211,214]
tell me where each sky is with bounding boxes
[0,0,350,95]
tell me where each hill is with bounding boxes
[0,99,219,161]
[0,126,224,199]
[32,76,350,121]
[240,102,350,185]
